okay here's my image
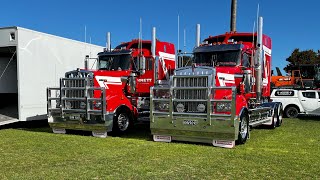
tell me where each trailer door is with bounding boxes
[0,46,19,125]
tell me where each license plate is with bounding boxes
[69,115,80,120]
[183,120,198,125]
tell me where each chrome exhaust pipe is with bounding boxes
[255,16,263,102]
[196,24,200,48]
[152,27,158,85]
[106,32,111,51]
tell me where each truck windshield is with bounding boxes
[98,54,131,70]
[193,50,240,66]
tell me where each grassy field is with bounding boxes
[0,118,319,179]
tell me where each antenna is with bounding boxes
[178,14,180,52]
[256,4,259,36]
[84,25,87,43]
[183,28,186,53]
[140,17,142,54]
[89,36,92,58]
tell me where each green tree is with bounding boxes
[284,48,320,72]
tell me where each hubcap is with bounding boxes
[240,117,248,139]
[117,113,129,131]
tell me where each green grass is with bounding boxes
[0,118,319,179]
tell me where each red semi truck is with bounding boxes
[47,28,175,137]
[150,17,283,148]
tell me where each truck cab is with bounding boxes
[47,31,175,137]
[150,19,283,148]
[271,89,320,118]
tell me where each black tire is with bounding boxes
[269,112,276,129]
[284,106,299,118]
[276,103,283,127]
[112,110,132,135]
[236,112,249,145]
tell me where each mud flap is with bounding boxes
[52,128,66,134]
[92,131,107,138]
[153,135,172,142]
[212,140,235,148]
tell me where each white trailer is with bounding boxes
[0,26,104,126]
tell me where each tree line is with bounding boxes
[284,48,320,72]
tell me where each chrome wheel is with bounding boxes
[117,113,129,132]
[240,116,248,139]
[237,113,249,145]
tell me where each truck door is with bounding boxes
[316,92,320,114]
[300,91,319,113]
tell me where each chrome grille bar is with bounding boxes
[173,76,208,113]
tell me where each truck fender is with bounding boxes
[114,104,134,119]
[238,107,249,120]
[237,107,250,140]
[283,104,301,113]
[259,102,278,126]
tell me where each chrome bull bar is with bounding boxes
[47,77,106,121]
[150,85,237,124]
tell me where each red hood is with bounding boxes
[92,70,130,94]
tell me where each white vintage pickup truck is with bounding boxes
[271,89,320,118]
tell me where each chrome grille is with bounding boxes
[175,77,208,87]
[173,76,208,113]
[63,71,93,109]
[64,79,86,109]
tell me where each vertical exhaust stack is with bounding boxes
[255,16,263,102]
[152,27,156,59]
[84,55,89,70]
[195,24,201,48]
[230,0,237,32]
[106,32,111,51]
[152,27,158,85]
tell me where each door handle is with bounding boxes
[301,100,306,101]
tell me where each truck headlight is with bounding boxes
[197,103,206,112]
[154,101,169,112]
[216,102,232,112]
[65,101,72,109]
[94,102,101,109]
[176,103,185,112]
[80,102,86,109]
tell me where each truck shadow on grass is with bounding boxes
[0,119,52,133]
[0,120,153,141]
[297,115,320,121]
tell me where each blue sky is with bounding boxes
[1,0,319,73]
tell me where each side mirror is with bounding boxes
[138,56,146,75]
[129,73,137,94]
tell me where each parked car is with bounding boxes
[271,89,320,118]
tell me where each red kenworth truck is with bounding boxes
[150,17,283,148]
[47,27,175,137]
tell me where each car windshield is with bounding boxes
[98,54,131,70]
[193,50,240,66]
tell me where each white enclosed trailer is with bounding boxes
[0,26,104,125]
